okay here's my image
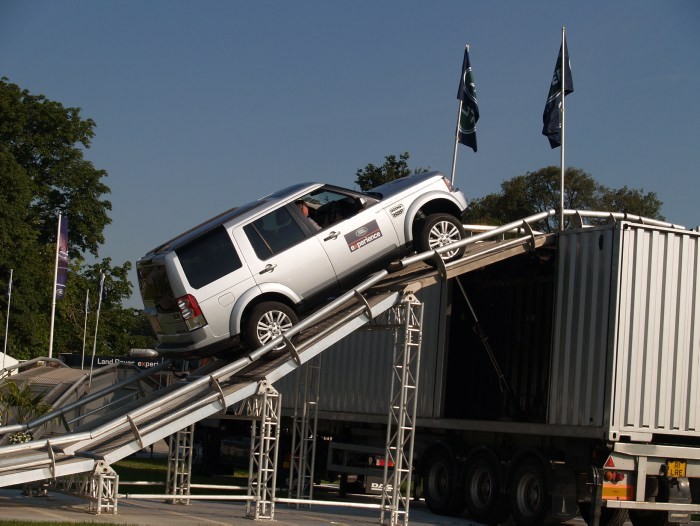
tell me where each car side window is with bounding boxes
[244,206,307,260]
[175,225,243,289]
[298,187,363,229]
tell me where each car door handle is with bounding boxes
[259,263,277,274]
[324,231,340,241]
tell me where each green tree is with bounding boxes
[0,78,156,360]
[0,381,51,425]
[463,166,663,231]
[355,152,428,191]
[0,77,111,256]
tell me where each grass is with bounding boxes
[113,456,249,495]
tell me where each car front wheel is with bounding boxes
[415,213,466,263]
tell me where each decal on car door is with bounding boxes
[345,220,383,252]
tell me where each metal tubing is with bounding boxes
[562,209,686,230]
[400,209,556,268]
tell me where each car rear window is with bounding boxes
[176,226,242,289]
[138,264,178,313]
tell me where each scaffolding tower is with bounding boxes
[245,381,282,520]
[287,355,321,506]
[165,423,195,505]
[380,294,423,526]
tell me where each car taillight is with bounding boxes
[176,294,207,331]
[441,176,454,192]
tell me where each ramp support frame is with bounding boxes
[245,381,282,520]
[380,294,423,526]
[165,423,195,504]
[287,355,321,507]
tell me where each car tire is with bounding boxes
[415,213,466,263]
[243,301,298,352]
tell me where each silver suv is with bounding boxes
[137,171,467,357]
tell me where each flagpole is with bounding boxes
[451,44,470,186]
[2,269,12,372]
[559,27,566,231]
[48,212,61,359]
[450,100,463,186]
[81,289,89,371]
[89,273,104,388]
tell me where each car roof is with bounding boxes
[145,182,323,256]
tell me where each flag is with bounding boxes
[456,46,479,152]
[56,215,69,300]
[542,36,574,148]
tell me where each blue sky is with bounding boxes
[2,1,699,307]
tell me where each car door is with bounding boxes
[299,187,400,285]
[235,205,338,305]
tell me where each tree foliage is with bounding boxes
[355,152,428,191]
[0,380,51,425]
[463,166,664,231]
[0,78,156,361]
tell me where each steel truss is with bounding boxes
[287,355,321,506]
[54,460,119,514]
[245,381,282,520]
[380,294,423,526]
[165,423,195,504]
[284,295,423,525]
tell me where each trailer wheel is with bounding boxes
[579,503,629,526]
[509,459,552,526]
[628,475,669,526]
[423,448,465,516]
[415,213,465,263]
[628,510,668,526]
[463,452,510,524]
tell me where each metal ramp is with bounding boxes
[0,211,559,485]
[3,209,638,517]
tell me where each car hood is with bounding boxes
[369,171,445,200]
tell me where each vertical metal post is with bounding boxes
[380,295,423,526]
[165,424,195,504]
[246,381,281,520]
[560,26,567,231]
[89,460,119,515]
[288,355,321,507]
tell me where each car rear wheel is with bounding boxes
[415,213,466,263]
[243,301,298,352]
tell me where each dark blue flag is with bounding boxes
[542,36,574,148]
[457,46,479,152]
[56,215,69,300]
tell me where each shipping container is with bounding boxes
[274,220,700,525]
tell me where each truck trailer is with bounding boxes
[275,218,700,526]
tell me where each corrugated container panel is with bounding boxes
[277,283,445,418]
[610,224,700,440]
[548,226,613,427]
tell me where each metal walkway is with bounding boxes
[0,209,676,491]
